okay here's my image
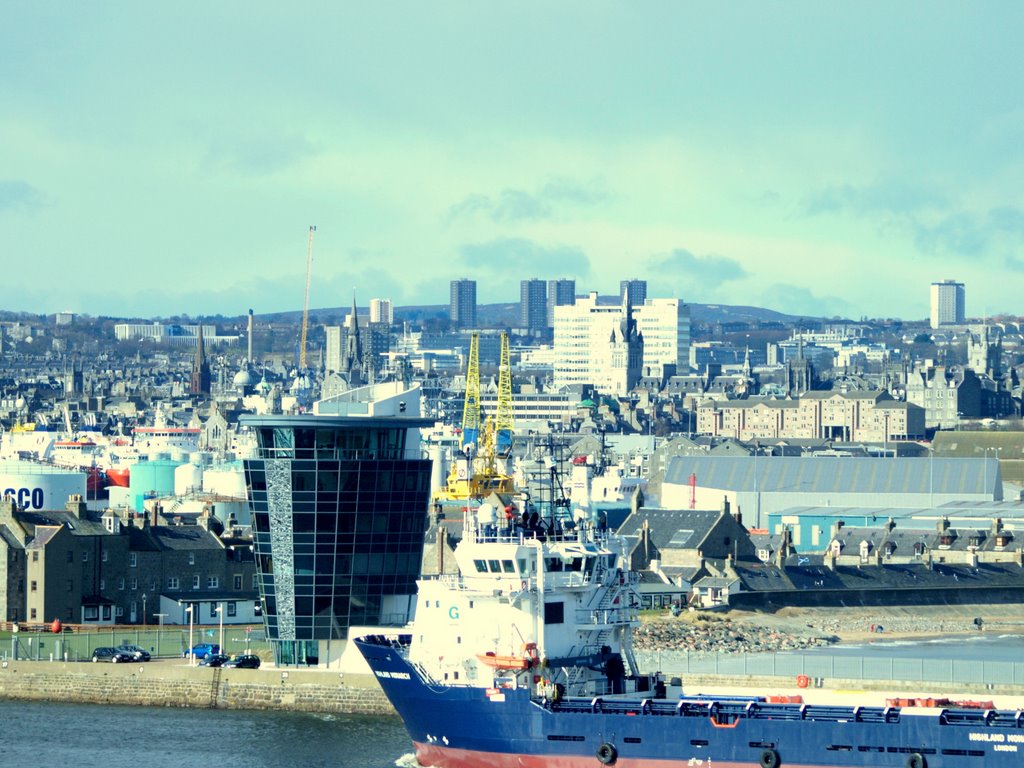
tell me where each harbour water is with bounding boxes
[0,700,415,768]
[6,633,1023,767]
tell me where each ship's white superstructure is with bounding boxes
[407,500,643,699]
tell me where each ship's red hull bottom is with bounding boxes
[412,743,821,768]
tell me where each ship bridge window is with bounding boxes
[473,559,487,573]
[501,560,515,573]
[518,557,534,576]
[488,560,501,572]
[546,558,564,572]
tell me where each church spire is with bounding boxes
[190,324,211,396]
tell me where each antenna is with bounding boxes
[299,225,316,370]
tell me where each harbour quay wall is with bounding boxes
[0,660,394,715]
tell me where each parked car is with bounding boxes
[198,653,230,668]
[117,644,151,662]
[92,647,132,663]
[183,643,220,660]
[223,654,261,669]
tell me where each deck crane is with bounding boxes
[299,225,316,370]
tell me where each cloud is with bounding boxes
[457,238,591,277]
[648,248,747,287]
[539,177,609,206]
[912,212,989,256]
[202,134,319,174]
[445,177,608,225]
[804,181,948,217]
[0,180,43,212]
[492,190,552,222]
[912,206,1024,257]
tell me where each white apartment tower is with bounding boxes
[552,291,644,396]
[930,279,965,329]
[369,298,393,325]
[633,298,691,375]
[325,326,343,373]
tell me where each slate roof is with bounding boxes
[27,525,61,548]
[17,510,109,536]
[617,508,722,552]
[150,525,224,551]
[0,525,24,549]
[732,560,1024,594]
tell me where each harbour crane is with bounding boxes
[299,225,316,370]
[495,332,514,456]
[460,332,480,451]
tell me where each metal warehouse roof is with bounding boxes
[664,456,1000,496]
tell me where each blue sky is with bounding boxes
[2,3,1022,321]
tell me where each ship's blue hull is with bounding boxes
[357,636,1024,768]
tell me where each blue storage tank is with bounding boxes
[128,458,183,512]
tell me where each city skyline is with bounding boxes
[2,5,1022,320]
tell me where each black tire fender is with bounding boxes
[760,748,780,768]
[596,742,617,765]
[906,754,926,768]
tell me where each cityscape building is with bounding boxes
[240,382,433,666]
[449,278,477,328]
[519,278,547,332]
[114,323,235,346]
[633,298,691,375]
[546,278,575,328]
[619,279,647,307]
[369,298,393,325]
[930,279,965,329]
[552,291,643,396]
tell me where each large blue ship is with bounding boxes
[356,501,1024,768]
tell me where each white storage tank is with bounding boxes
[0,460,86,511]
[202,462,246,498]
[174,462,204,495]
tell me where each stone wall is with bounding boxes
[0,660,395,715]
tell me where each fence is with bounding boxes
[1,626,268,663]
[634,650,1024,688]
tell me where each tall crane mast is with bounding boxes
[299,225,316,370]
[495,331,514,455]
[460,332,481,451]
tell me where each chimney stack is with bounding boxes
[65,494,87,519]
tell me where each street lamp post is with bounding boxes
[142,594,147,628]
[216,602,225,653]
[179,601,194,665]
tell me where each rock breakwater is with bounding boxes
[634,615,838,654]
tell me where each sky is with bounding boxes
[2,3,1023,321]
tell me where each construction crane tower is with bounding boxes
[299,225,316,370]
[495,332,514,455]
[460,332,481,451]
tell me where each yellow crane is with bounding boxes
[496,332,514,455]
[461,332,481,450]
[299,225,316,370]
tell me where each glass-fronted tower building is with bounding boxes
[241,383,433,666]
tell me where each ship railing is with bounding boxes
[574,607,638,626]
[463,525,613,547]
[545,697,913,725]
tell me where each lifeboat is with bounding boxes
[476,642,539,670]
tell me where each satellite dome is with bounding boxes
[233,369,256,388]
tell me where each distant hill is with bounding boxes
[261,300,817,328]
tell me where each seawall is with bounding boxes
[5,660,1023,714]
[0,660,395,715]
